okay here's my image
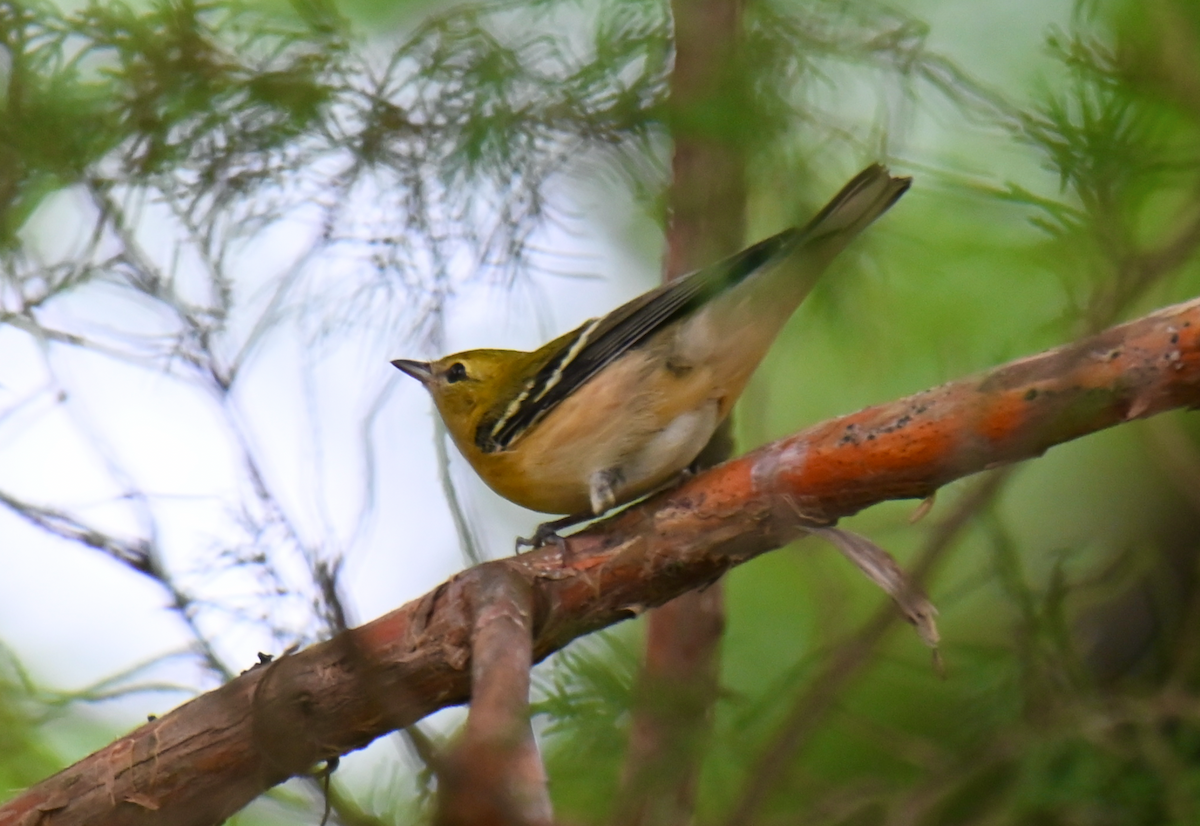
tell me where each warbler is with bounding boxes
[393,165,910,541]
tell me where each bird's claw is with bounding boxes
[515,523,567,555]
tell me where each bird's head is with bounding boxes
[392,349,523,448]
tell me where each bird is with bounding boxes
[392,165,910,547]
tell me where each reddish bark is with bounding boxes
[619,0,750,817]
[663,0,747,281]
[436,568,550,826]
[3,296,1200,826]
[618,584,726,826]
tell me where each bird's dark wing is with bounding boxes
[475,164,910,453]
[474,230,796,453]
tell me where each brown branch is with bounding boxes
[4,296,1200,826]
[436,567,550,826]
[618,583,726,826]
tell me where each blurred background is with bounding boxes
[3,0,1200,822]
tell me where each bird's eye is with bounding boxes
[446,362,468,383]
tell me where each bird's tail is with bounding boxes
[639,164,909,335]
[801,164,912,249]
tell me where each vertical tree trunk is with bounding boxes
[617,0,747,823]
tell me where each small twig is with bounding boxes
[0,489,153,574]
[435,416,485,567]
[723,469,1012,826]
[807,526,940,651]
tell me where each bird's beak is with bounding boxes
[391,359,434,384]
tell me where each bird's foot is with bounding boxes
[515,512,591,560]
[515,523,565,553]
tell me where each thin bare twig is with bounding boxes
[723,469,1012,826]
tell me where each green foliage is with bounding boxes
[534,631,640,818]
[4,0,1200,822]
[0,645,60,791]
[0,0,678,348]
[0,0,343,247]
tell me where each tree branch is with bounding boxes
[436,567,550,826]
[4,295,1200,826]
